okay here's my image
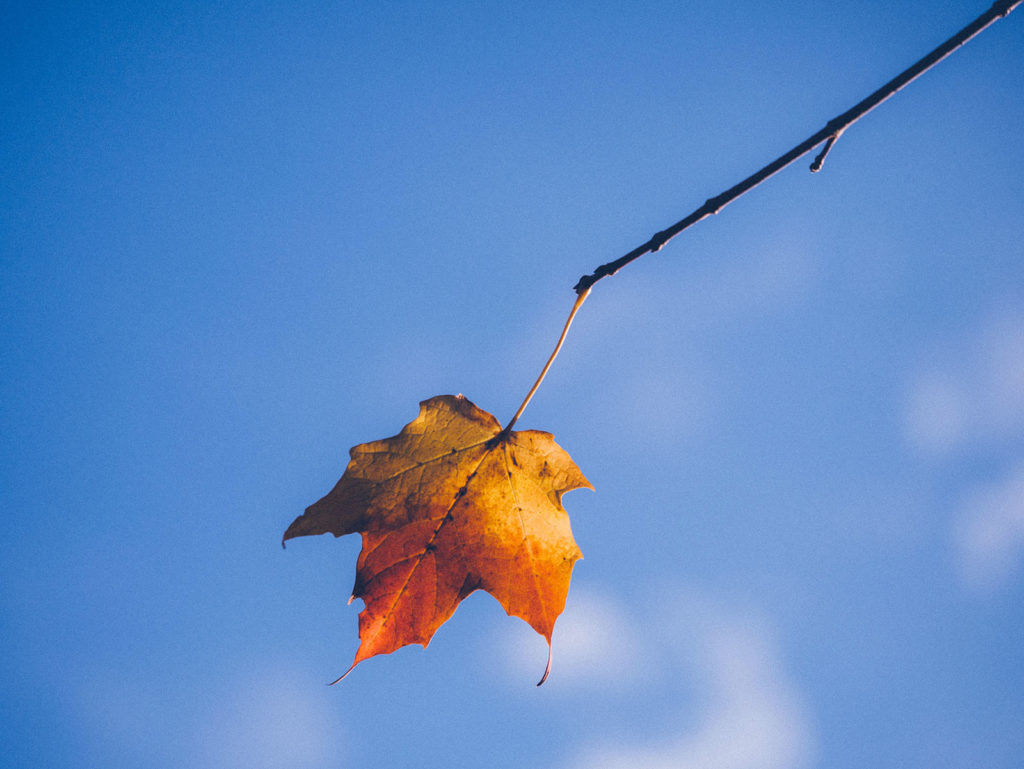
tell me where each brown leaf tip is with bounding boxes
[537,644,553,686]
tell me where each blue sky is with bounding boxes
[2,1,1023,767]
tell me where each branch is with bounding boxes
[574,0,1021,294]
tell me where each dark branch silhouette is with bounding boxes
[574,0,1021,294]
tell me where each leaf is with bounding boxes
[283,394,592,684]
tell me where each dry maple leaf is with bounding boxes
[283,394,592,684]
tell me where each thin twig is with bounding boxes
[504,288,590,432]
[574,0,1021,293]
[809,128,845,173]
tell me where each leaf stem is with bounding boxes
[504,288,591,433]
[573,0,1021,293]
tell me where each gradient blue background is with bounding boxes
[3,2,1023,767]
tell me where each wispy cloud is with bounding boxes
[954,460,1024,593]
[676,235,820,328]
[497,588,642,688]
[568,598,814,769]
[503,587,815,769]
[904,305,1024,455]
[900,302,1024,592]
[75,662,349,769]
[194,666,347,769]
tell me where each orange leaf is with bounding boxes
[284,394,592,684]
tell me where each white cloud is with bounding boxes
[74,663,346,769]
[542,589,815,769]
[903,372,971,454]
[902,304,1024,592]
[497,589,642,688]
[954,460,1024,593]
[904,305,1024,455]
[679,237,820,327]
[194,666,347,769]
